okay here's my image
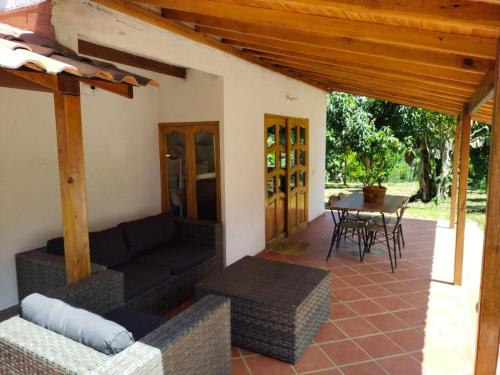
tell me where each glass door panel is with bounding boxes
[165,130,188,218]
[194,129,218,221]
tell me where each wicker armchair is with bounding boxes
[0,270,231,375]
[16,218,224,313]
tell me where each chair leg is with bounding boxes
[381,214,394,273]
[397,231,402,258]
[392,235,398,268]
[400,225,406,248]
[357,229,363,262]
[336,227,343,249]
[326,225,338,260]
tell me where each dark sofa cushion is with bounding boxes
[46,227,131,268]
[112,263,172,300]
[135,243,215,275]
[103,307,167,340]
[119,213,176,257]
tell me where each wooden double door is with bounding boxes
[159,122,221,222]
[265,115,308,246]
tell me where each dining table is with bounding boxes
[328,192,409,269]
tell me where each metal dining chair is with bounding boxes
[363,198,409,272]
[327,194,367,262]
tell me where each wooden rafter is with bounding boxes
[468,68,495,116]
[145,0,497,59]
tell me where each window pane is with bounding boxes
[267,125,276,147]
[299,127,306,144]
[290,127,297,145]
[280,151,286,169]
[299,150,306,166]
[279,126,286,145]
[290,172,297,190]
[166,132,187,218]
[195,131,217,221]
[299,170,306,187]
[290,150,297,168]
[267,152,276,172]
[267,176,276,197]
[279,175,286,193]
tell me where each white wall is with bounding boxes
[0,0,326,308]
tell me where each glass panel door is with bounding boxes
[166,131,188,217]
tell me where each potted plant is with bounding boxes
[355,125,404,204]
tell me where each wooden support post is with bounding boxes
[454,104,472,286]
[53,87,91,284]
[449,116,462,228]
[474,39,500,375]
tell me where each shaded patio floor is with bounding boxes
[231,213,485,375]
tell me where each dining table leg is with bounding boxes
[381,213,395,272]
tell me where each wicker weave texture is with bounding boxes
[196,256,331,363]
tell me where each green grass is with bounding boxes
[325,181,487,229]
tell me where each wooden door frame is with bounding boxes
[264,114,309,246]
[158,121,221,221]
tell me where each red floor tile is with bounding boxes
[354,334,404,358]
[321,340,369,366]
[393,308,427,327]
[232,346,240,358]
[340,361,387,375]
[364,272,396,283]
[346,299,386,315]
[294,345,334,373]
[232,358,250,375]
[340,274,373,287]
[378,354,423,375]
[330,266,358,277]
[399,291,430,307]
[334,317,379,337]
[244,355,295,375]
[330,302,357,320]
[315,322,346,343]
[372,295,412,311]
[356,284,391,298]
[386,328,426,352]
[333,287,366,302]
[365,313,409,332]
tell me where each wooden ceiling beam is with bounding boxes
[225,0,500,35]
[260,57,474,98]
[201,26,492,74]
[0,69,53,93]
[6,69,80,95]
[221,38,483,85]
[91,0,327,92]
[164,8,496,61]
[78,39,186,79]
[147,0,497,58]
[468,68,495,116]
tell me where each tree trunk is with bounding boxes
[438,139,452,199]
[419,141,436,202]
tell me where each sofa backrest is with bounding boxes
[118,213,176,257]
[47,226,131,268]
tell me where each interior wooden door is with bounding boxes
[287,118,308,235]
[159,122,221,222]
[265,116,287,245]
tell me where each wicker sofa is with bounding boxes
[16,214,224,313]
[0,270,231,375]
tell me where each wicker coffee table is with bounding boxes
[196,256,331,363]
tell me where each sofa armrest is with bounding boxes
[174,218,223,258]
[90,295,231,375]
[15,248,107,300]
[46,269,124,315]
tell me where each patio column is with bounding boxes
[449,116,461,228]
[453,104,471,286]
[474,39,500,375]
[53,86,91,283]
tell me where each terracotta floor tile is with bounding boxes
[330,302,357,320]
[365,313,409,332]
[354,334,404,358]
[331,277,350,289]
[348,263,379,274]
[239,347,258,357]
[334,317,379,337]
[387,328,426,352]
[321,340,369,366]
[356,284,391,298]
[399,292,430,307]
[372,295,412,311]
[381,281,416,294]
[315,322,346,343]
[307,368,342,374]
[364,272,396,283]
[340,361,387,375]
[333,287,366,302]
[330,266,358,277]
[340,274,373,287]
[377,354,423,375]
[294,345,334,373]
[232,346,241,358]
[393,308,427,327]
[346,299,386,315]
[232,358,250,375]
[244,355,295,375]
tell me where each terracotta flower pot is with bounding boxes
[363,185,387,204]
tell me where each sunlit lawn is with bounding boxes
[325,181,487,229]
